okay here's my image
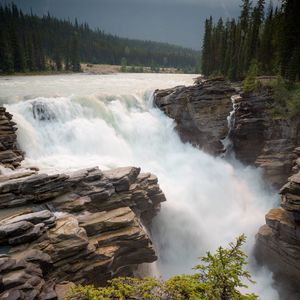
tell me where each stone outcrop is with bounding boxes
[0,106,166,300]
[0,166,166,299]
[231,89,300,187]
[256,155,300,296]
[0,107,24,169]
[155,79,300,296]
[155,80,300,187]
[154,78,236,155]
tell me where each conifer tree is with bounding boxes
[9,25,25,72]
[202,17,213,76]
[70,34,81,72]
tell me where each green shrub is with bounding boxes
[287,88,300,117]
[243,62,261,93]
[268,76,300,118]
[66,235,258,300]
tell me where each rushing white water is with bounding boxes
[0,73,279,299]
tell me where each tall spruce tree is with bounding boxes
[70,34,81,72]
[201,0,300,82]
[202,17,213,76]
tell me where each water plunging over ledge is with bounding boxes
[0,74,279,299]
[221,94,241,157]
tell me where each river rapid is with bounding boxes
[0,73,279,299]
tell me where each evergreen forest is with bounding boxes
[0,3,199,74]
[201,0,300,81]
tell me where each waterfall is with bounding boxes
[0,74,279,299]
[222,94,240,157]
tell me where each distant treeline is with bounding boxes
[201,0,300,81]
[0,3,199,74]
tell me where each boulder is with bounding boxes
[154,78,235,155]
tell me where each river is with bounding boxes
[0,73,279,299]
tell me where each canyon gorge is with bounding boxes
[0,74,299,299]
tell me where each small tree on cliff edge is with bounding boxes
[194,234,257,300]
[243,61,261,92]
[66,234,258,300]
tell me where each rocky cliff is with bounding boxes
[0,108,166,300]
[155,79,300,296]
[0,107,24,169]
[256,148,300,296]
[155,80,300,187]
[154,78,236,156]
[231,89,300,188]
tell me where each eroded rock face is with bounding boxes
[156,80,300,188]
[0,166,166,299]
[256,156,300,295]
[154,78,235,156]
[155,80,300,296]
[0,107,24,169]
[231,90,300,187]
[0,105,166,300]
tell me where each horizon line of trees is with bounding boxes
[201,0,300,82]
[0,3,200,74]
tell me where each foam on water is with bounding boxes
[0,73,279,298]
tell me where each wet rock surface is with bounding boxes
[155,79,300,296]
[0,107,24,169]
[256,152,300,296]
[155,80,300,188]
[154,78,235,156]
[0,166,165,299]
[231,90,300,187]
[0,108,166,299]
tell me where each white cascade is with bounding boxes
[0,74,279,299]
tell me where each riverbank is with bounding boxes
[0,63,186,77]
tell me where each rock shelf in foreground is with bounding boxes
[0,166,166,299]
[0,107,166,300]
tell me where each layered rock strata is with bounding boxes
[0,107,24,169]
[155,80,300,187]
[0,166,166,299]
[0,107,166,300]
[256,150,300,295]
[231,90,300,187]
[155,79,300,296]
[154,78,236,156]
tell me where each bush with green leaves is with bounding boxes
[268,76,300,118]
[243,62,261,93]
[66,235,258,300]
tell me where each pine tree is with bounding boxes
[259,3,274,73]
[248,0,265,61]
[0,31,14,73]
[280,0,300,80]
[202,17,213,76]
[9,25,25,72]
[70,34,81,72]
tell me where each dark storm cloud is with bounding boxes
[0,0,275,49]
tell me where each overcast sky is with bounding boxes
[0,0,277,50]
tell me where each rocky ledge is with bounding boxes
[154,78,236,156]
[256,149,300,296]
[0,166,166,299]
[0,108,166,300]
[155,80,300,187]
[231,89,300,188]
[155,79,300,296]
[0,107,24,169]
